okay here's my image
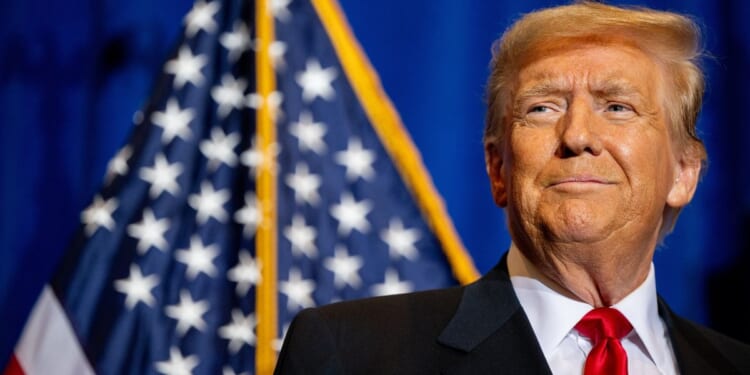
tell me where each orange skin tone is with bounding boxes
[487,43,702,307]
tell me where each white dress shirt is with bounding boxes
[508,248,679,375]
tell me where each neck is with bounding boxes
[507,242,651,307]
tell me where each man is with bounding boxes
[275,2,750,374]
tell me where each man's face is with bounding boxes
[487,43,699,253]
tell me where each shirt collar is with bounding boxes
[508,244,668,369]
[510,269,591,357]
[612,262,672,371]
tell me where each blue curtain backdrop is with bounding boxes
[1,0,749,364]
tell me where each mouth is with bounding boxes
[547,175,615,189]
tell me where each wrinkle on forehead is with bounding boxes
[515,73,649,102]
[511,45,664,116]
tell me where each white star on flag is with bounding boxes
[81,195,118,236]
[105,145,132,183]
[283,214,318,258]
[175,235,219,280]
[219,309,257,354]
[165,46,207,89]
[227,250,261,296]
[188,181,231,224]
[127,208,170,254]
[334,137,376,181]
[269,40,287,70]
[290,111,327,154]
[271,324,290,353]
[223,367,250,375]
[269,0,292,22]
[285,163,322,206]
[211,74,248,118]
[165,289,209,335]
[239,137,281,176]
[324,246,364,288]
[155,347,199,375]
[295,59,338,102]
[184,0,220,37]
[330,192,372,236]
[220,21,252,62]
[370,268,414,297]
[279,268,316,311]
[246,91,283,120]
[240,136,263,173]
[234,192,262,237]
[114,264,159,309]
[380,218,422,260]
[139,154,183,199]
[200,127,240,170]
[151,99,194,144]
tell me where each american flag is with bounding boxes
[6,0,478,374]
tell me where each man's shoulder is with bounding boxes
[687,319,750,351]
[300,285,465,330]
[275,286,468,374]
[663,306,750,373]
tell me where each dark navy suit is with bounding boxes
[275,258,750,374]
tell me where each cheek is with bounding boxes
[505,134,549,213]
[610,133,675,199]
[508,129,555,172]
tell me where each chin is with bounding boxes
[549,226,610,244]
[543,205,614,243]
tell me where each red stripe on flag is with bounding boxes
[3,355,25,375]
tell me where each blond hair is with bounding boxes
[484,1,708,239]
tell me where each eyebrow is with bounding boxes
[515,77,570,102]
[590,77,645,99]
[514,75,646,103]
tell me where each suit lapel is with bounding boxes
[437,257,552,375]
[434,261,745,374]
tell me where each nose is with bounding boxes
[557,98,603,158]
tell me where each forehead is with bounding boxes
[514,43,664,98]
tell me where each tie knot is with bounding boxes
[575,307,633,344]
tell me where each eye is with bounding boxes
[528,105,552,113]
[606,103,631,112]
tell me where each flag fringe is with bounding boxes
[311,0,480,286]
[254,0,279,373]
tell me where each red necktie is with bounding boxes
[575,308,633,375]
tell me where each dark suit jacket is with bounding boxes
[275,259,750,374]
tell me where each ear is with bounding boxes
[485,142,508,207]
[666,153,702,208]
